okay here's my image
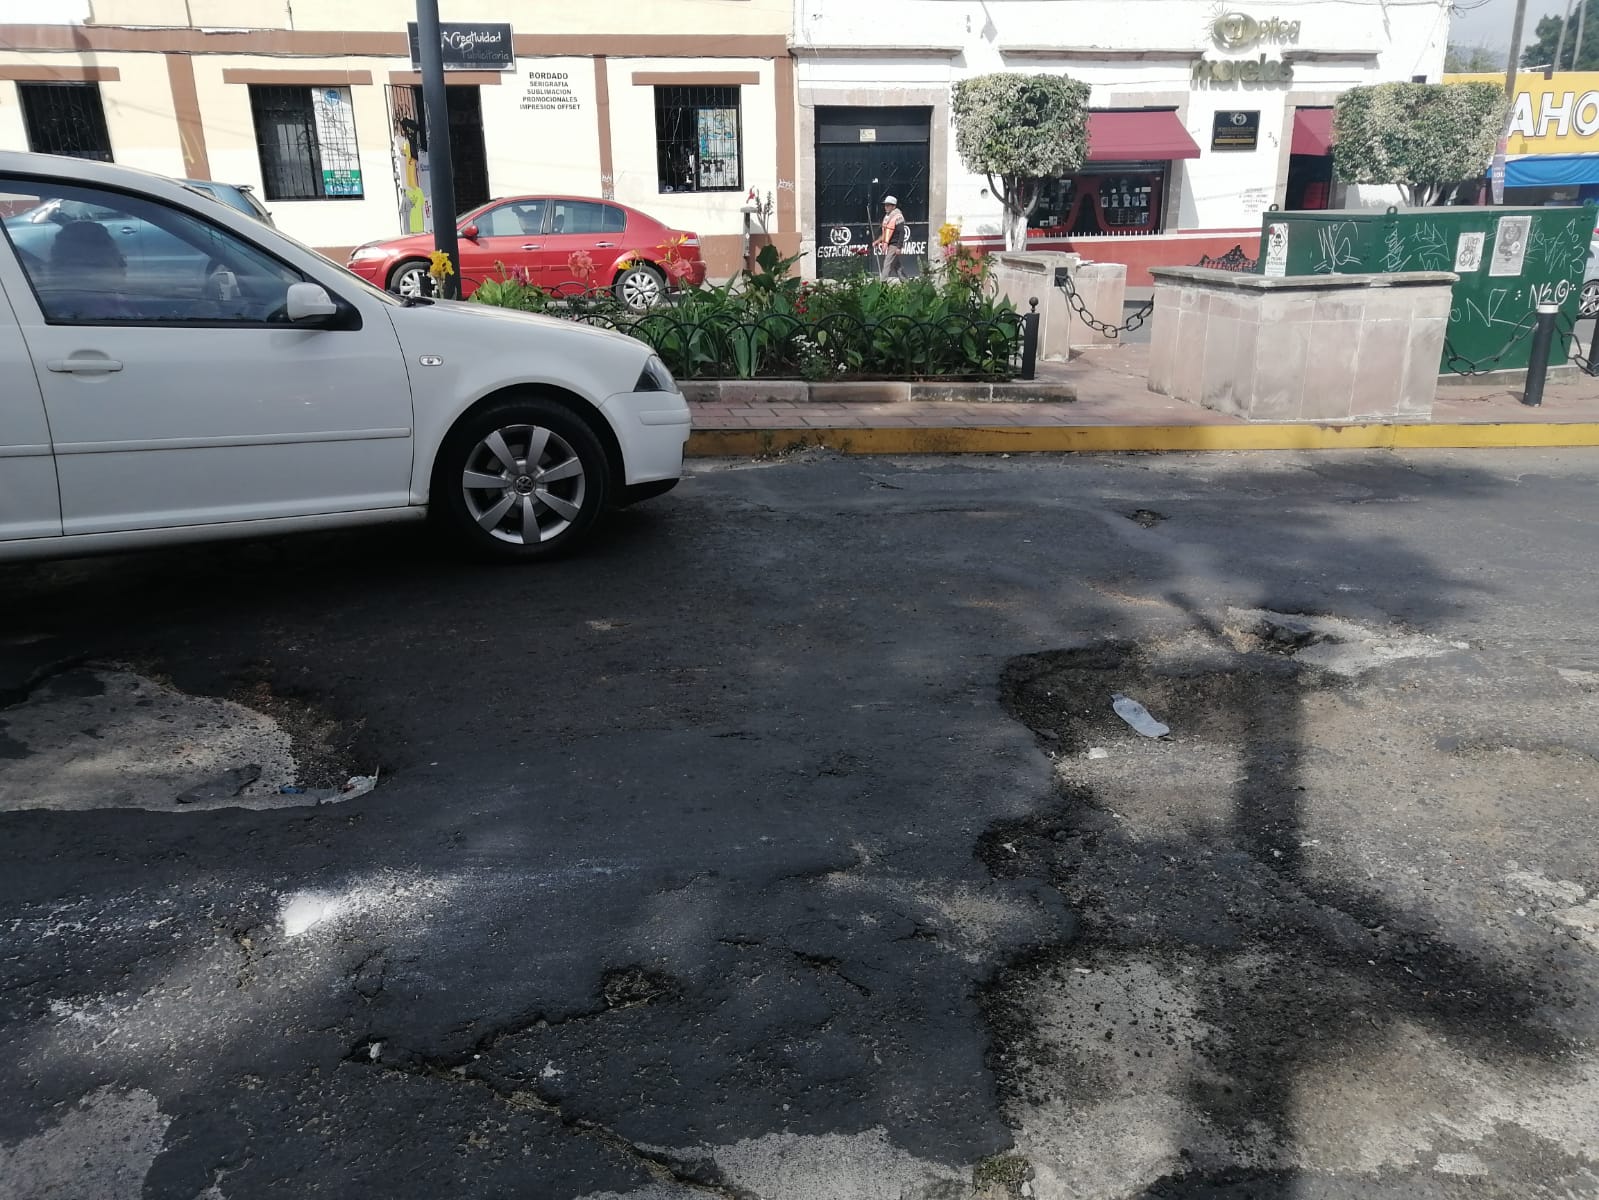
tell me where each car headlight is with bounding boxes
[348,244,386,262]
[635,355,679,393]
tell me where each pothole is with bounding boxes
[0,667,369,811]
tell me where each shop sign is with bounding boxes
[407,22,515,71]
[1211,109,1261,150]
[1212,12,1302,50]
[1446,72,1599,156]
[1193,55,1294,85]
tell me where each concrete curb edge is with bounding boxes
[686,422,1599,457]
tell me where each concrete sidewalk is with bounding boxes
[686,344,1599,455]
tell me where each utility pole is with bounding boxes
[1494,0,1529,204]
[1555,0,1576,70]
[415,0,459,298]
[1576,0,1590,72]
[1505,0,1529,94]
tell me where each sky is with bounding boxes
[1451,0,1571,52]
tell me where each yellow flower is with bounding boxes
[615,257,634,272]
[938,222,961,248]
[428,249,455,280]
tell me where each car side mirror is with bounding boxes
[460,224,479,240]
[286,282,338,323]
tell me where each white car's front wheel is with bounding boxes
[1581,280,1599,319]
[433,397,611,561]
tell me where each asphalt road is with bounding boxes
[2,449,1598,1200]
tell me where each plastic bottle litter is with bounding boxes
[1111,693,1169,738]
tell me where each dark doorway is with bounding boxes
[407,84,491,218]
[815,106,930,279]
[1286,153,1334,210]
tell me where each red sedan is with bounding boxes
[345,195,706,309]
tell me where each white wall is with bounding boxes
[797,0,1451,235]
[481,59,602,200]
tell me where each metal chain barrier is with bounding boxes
[1055,269,1153,340]
[1558,313,1596,375]
[1441,315,1539,378]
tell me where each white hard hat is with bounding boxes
[883,195,897,205]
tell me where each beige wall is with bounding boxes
[87,0,790,36]
[608,57,776,239]
[0,50,185,176]
[0,2,797,256]
[189,54,398,248]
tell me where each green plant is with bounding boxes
[1333,81,1507,206]
[951,73,1090,251]
[470,237,1021,381]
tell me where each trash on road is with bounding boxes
[1086,747,1110,760]
[341,773,379,800]
[1111,694,1169,738]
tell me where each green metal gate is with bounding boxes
[1258,205,1597,372]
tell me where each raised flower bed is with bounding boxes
[466,241,1028,382]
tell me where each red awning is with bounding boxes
[1291,107,1335,157]
[1086,110,1201,164]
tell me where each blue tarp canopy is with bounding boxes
[1503,153,1599,187]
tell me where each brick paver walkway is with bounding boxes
[688,345,1599,431]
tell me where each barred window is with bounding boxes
[654,86,741,193]
[17,82,113,162]
[248,85,364,202]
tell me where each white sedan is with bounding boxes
[0,151,690,563]
[1584,238,1599,319]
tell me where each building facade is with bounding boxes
[0,0,799,275]
[795,0,1452,282]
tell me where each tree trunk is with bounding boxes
[1003,206,1029,252]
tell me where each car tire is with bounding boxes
[388,259,432,299]
[1582,280,1599,319]
[432,395,612,562]
[615,263,667,312]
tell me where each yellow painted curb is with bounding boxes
[687,422,1599,457]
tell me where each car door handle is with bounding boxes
[594,242,616,248]
[521,243,541,250]
[119,226,137,235]
[47,355,124,374]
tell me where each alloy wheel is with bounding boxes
[394,264,430,299]
[619,267,663,312]
[460,424,587,546]
[1581,280,1599,319]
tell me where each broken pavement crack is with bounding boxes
[352,1052,745,1198]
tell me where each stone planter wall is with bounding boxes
[992,252,1127,360]
[1148,266,1457,423]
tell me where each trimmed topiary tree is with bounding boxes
[951,73,1091,251]
[1332,81,1507,206]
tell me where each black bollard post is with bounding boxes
[1021,298,1040,381]
[1523,302,1559,407]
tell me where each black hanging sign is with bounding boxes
[407,22,516,71]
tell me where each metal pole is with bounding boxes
[1523,302,1559,406]
[1505,0,1529,94]
[1576,0,1590,71]
[415,0,459,299]
[1556,0,1576,70]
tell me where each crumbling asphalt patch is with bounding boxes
[981,623,1599,1199]
[0,665,370,811]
